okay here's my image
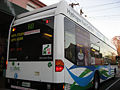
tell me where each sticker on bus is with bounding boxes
[24,29,40,36]
[42,44,51,55]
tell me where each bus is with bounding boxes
[6,1,118,90]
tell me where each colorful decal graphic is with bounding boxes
[42,44,51,55]
[65,64,114,89]
[14,73,18,79]
[66,66,94,87]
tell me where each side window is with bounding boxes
[103,45,113,65]
[75,24,90,66]
[64,17,117,66]
[64,17,90,66]
[64,17,76,64]
[90,35,105,65]
[90,43,102,65]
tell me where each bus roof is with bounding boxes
[16,0,116,50]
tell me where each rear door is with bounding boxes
[6,16,54,82]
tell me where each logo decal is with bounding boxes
[14,73,18,79]
[48,62,52,68]
[42,44,51,55]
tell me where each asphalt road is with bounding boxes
[100,77,120,90]
[87,77,120,90]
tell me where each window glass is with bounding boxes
[64,17,76,64]
[75,24,90,66]
[90,35,103,65]
[64,17,90,66]
[64,17,117,66]
[90,34,117,65]
[9,17,54,61]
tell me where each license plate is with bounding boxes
[22,82,31,87]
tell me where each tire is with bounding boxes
[113,68,116,78]
[93,72,100,90]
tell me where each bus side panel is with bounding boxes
[53,14,65,83]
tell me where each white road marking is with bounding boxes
[105,78,120,90]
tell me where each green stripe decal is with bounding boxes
[71,68,92,89]
[100,70,110,77]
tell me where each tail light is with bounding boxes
[6,60,8,70]
[12,28,16,32]
[63,84,64,89]
[55,59,64,72]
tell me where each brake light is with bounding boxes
[46,20,49,23]
[6,60,8,70]
[56,66,64,72]
[55,60,64,72]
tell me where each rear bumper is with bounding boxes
[5,78,64,90]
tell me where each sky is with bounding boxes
[39,0,120,40]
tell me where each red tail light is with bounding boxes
[55,60,64,72]
[46,20,49,23]
[6,60,8,70]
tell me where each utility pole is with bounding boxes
[69,3,79,8]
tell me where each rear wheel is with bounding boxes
[113,68,116,78]
[93,72,100,90]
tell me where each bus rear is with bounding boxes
[5,16,61,90]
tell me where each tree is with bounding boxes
[112,36,120,56]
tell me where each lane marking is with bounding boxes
[105,78,120,90]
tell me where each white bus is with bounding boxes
[6,1,117,90]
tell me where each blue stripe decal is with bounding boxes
[66,65,111,87]
[66,66,95,87]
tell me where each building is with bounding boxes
[0,0,46,78]
[8,0,46,11]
